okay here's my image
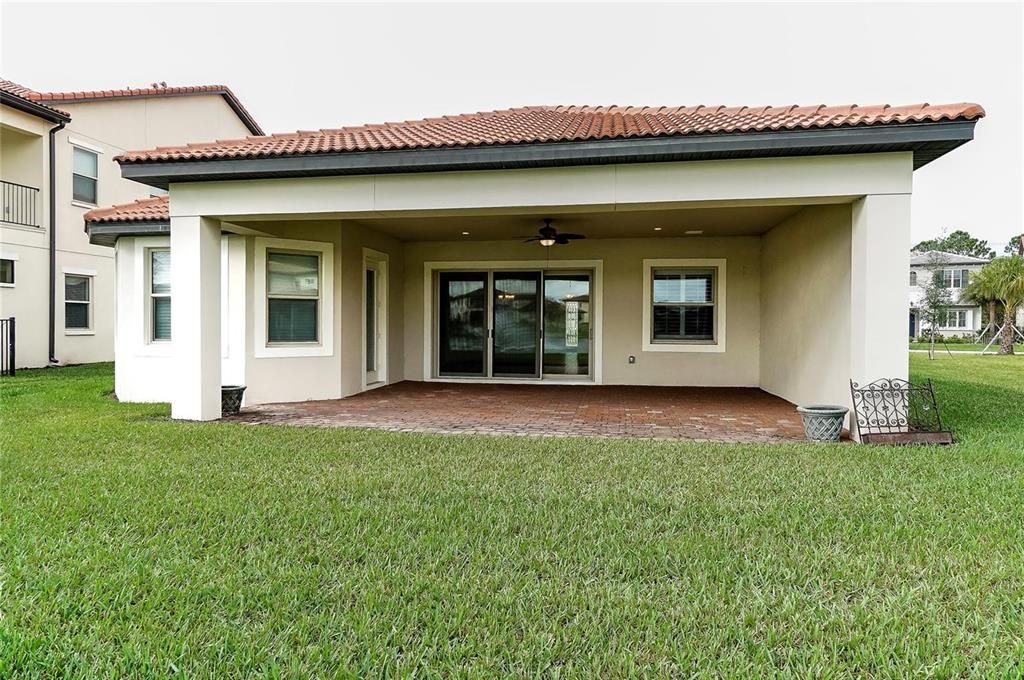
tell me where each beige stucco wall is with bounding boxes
[236,220,404,405]
[760,204,852,408]
[1,94,254,367]
[403,235,761,387]
[1,105,53,367]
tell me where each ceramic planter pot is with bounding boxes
[221,385,246,416]
[796,405,848,442]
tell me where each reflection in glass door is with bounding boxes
[436,269,592,380]
[543,274,590,376]
[438,272,487,376]
[492,272,541,377]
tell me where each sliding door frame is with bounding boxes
[424,259,604,385]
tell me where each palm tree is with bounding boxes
[981,256,1024,355]
[963,267,1001,341]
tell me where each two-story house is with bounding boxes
[908,250,991,338]
[0,79,261,368]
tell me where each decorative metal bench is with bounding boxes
[849,378,954,445]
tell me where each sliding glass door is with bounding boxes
[438,272,488,376]
[437,270,591,379]
[492,272,541,377]
[542,274,590,376]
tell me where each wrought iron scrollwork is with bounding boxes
[850,378,945,435]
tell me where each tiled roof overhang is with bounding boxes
[0,90,71,123]
[83,196,169,247]
[119,119,981,190]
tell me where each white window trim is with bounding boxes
[254,237,334,358]
[0,252,17,288]
[642,258,727,353]
[146,248,171,344]
[68,137,104,154]
[64,272,94,335]
[131,236,172,357]
[71,143,101,207]
[361,248,389,391]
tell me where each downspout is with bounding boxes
[48,119,67,364]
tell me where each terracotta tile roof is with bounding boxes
[83,195,169,225]
[23,83,262,135]
[0,77,36,98]
[0,77,71,118]
[115,102,984,164]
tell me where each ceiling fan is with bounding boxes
[523,219,585,247]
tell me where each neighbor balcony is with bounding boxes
[1,179,40,228]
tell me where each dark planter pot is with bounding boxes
[221,385,246,416]
[796,405,849,442]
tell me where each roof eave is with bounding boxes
[119,120,979,190]
[0,91,71,123]
[86,220,169,247]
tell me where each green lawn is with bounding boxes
[910,341,1023,352]
[2,356,1023,676]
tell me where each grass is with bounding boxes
[909,341,1023,352]
[2,356,1023,677]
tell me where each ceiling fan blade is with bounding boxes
[560,233,585,240]
[522,236,541,243]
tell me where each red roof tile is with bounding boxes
[115,102,985,164]
[0,77,71,118]
[83,195,169,224]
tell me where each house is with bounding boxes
[84,102,984,434]
[907,250,992,338]
[0,79,261,368]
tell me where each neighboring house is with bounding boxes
[0,79,261,368]
[83,101,983,430]
[907,250,991,338]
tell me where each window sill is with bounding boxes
[642,340,726,354]
[0,282,13,288]
[255,342,331,359]
[71,200,98,210]
[65,329,95,336]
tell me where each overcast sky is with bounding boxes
[3,1,1021,249]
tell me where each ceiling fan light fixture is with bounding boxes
[539,237,556,247]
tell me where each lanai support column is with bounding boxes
[849,193,912,423]
[170,215,222,420]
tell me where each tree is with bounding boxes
[1004,234,1024,256]
[917,251,954,359]
[979,256,1024,355]
[963,266,1001,341]
[912,229,996,259]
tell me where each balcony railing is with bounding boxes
[1,180,40,228]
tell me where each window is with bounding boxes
[64,274,91,329]
[943,310,968,328]
[150,250,171,341]
[651,268,716,342]
[266,250,320,343]
[72,147,98,204]
[0,258,13,286]
[909,271,917,286]
[937,269,969,289]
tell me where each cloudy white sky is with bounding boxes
[3,1,1021,248]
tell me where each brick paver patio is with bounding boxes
[230,381,810,443]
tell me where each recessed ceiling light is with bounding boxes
[461,231,470,235]
[653,227,663,231]
[685,229,704,235]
